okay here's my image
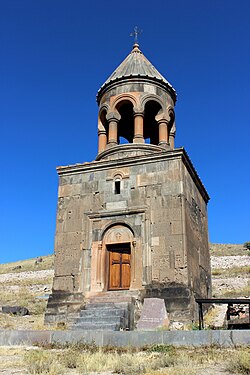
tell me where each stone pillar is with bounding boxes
[133,112,144,143]
[96,243,102,287]
[169,133,175,149]
[106,112,121,147]
[169,122,176,149]
[158,119,169,148]
[108,120,118,146]
[98,130,107,153]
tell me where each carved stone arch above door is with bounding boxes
[103,225,134,245]
[90,222,140,295]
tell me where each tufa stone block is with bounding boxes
[137,298,169,330]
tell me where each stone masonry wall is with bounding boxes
[182,161,211,320]
[47,149,210,324]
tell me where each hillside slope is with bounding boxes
[0,245,249,330]
[0,255,54,330]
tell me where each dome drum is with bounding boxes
[96,44,176,159]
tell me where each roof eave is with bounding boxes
[96,75,177,105]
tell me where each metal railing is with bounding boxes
[195,298,250,330]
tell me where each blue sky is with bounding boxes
[0,0,249,263]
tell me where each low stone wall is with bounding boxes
[0,330,249,347]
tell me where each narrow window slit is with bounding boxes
[115,180,121,194]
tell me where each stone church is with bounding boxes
[45,42,211,330]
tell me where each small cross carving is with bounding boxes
[116,232,122,240]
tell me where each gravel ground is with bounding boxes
[212,276,249,295]
[0,270,54,284]
[210,255,250,297]
[211,255,250,269]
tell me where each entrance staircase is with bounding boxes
[71,292,135,331]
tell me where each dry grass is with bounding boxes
[220,284,250,298]
[22,347,190,374]
[24,349,64,374]
[0,309,48,330]
[0,344,248,374]
[0,346,26,370]
[227,348,250,374]
[21,345,250,374]
[3,275,53,287]
[203,305,222,326]
[0,277,52,330]
[0,254,54,330]
[212,266,250,277]
[0,254,54,274]
[210,243,248,256]
[0,286,47,314]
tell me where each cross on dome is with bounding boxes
[130,26,143,45]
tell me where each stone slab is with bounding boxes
[103,331,163,347]
[0,330,249,347]
[137,298,169,330]
[106,201,127,210]
[51,330,104,346]
[0,330,51,346]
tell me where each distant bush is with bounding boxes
[243,242,250,251]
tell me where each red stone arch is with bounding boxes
[98,104,110,131]
[97,104,110,153]
[140,94,165,114]
[109,94,138,144]
[110,93,138,112]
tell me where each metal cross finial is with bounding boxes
[130,26,142,44]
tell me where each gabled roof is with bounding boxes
[97,44,176,103]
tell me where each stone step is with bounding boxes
[80,308,127,318]
[72,322,121,331]
[67,313,81,319]
[93,290,133,296]
[85,302,130,310]
[67,314,82,324]
[85,302,117,309]
[75,315,125,325]
[88,292,133,300]
[71,296,133,331]
[88,295,133,302]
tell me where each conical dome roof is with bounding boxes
[97,44,176,103]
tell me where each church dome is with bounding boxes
[96,43,177,159]
[97,44,176,104]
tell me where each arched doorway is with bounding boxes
[103,225,134,291]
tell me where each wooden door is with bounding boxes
[108,244,131,290]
